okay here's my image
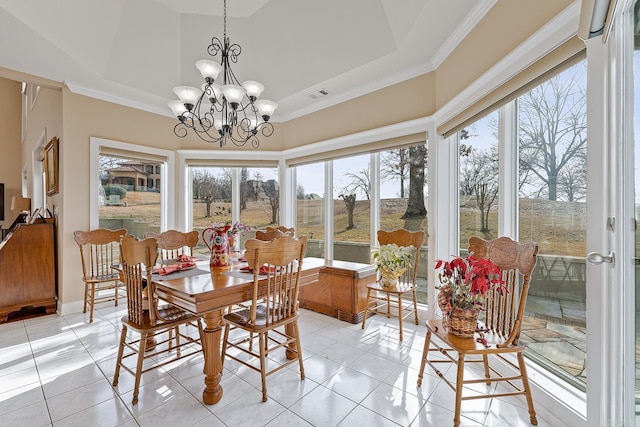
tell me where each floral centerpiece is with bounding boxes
[371,244,413,287]
[203,221,251,267]
[208,221,250,248]
[435,254,505,337]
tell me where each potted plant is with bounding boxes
[226,221,251,248]
[371,243,413,287]
[435,254,505,337]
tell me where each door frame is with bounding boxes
[584,2,636,424]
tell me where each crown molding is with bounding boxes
[64,81,173,118]
[430,0,499,68]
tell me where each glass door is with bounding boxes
[632,2,640,420]
[589,1,639,423]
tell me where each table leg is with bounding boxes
[285,323,297,360]
[202,310,224,405]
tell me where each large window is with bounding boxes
[191,166,232,253]
[189,165,279,253]
[98,155,162,239]
[379,145,428,303]
[459,111,500,250]
[293,145,429,301]
[296,163,325,258]
[332,155,371,263]
[452,61,588,392]
[517,62,587,389]
[240,167,279,229]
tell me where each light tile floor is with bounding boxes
[0,304,563,427]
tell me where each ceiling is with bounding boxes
[0,0,494,122]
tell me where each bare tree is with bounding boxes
[262,179,279,224]
[339,193,357,230]
[345,167,371,200]
[240,168,248,211]
[402,144,427,218]
[460,147,499,232]
[519,72,587,201]
[192,170,229,218]
[557,152,587,201]
[296,184,305,200]
[381,148,409,198]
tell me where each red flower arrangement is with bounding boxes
[435,254,506,311]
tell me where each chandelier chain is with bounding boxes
[223,0,227,40]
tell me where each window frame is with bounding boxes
[90,137,175,231]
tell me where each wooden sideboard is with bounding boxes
[298,259,377,324]
[0,220,57,322]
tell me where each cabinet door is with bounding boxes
[21,223,55,302]
[0,232,25,305]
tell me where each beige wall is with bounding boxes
[435,0,574,109]
[0,1,575,314]
[281,73,436,149]
[0,79,21,230]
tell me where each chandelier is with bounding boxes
[168,0,277,148]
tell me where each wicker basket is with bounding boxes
[437,290,452,313]
[448,308,479,338]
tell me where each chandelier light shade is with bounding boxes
[169,0,277,148]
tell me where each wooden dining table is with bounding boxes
[152,256,326,405]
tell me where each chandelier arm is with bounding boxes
[247,134,259,149]
[226,42,241,64]
[208,37,224,57]
[257,122,275,138]
[174,121,223,144]
[234,101,258,116]
[173,122,189,138]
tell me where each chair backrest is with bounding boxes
[120,234,159,325]
[468,236,538,347]
[74,228,127,280]
[146,230,199,264]
[377,229,425,286]
[267,226,295,235]
[243,235,308,327]
[255,226,294,241]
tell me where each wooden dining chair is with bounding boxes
[361,229,425,341]
[255,226,294,241]
[267,225,295,235]
[221,235,307,402]
[417,236,539,427]
[73,228,127,323]
[112,235,203,405]
[144,229,199,265]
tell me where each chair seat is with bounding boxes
[85,273,120,283]
[425,319,525,354]
[224,304,299,330]
[122,305,199,331]
[366,281,416,294]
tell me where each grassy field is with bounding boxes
[99,192,586,257]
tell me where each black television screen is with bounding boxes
[0,183,4,221]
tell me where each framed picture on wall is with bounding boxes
[44,136,59,196]
[0,183,4,221]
